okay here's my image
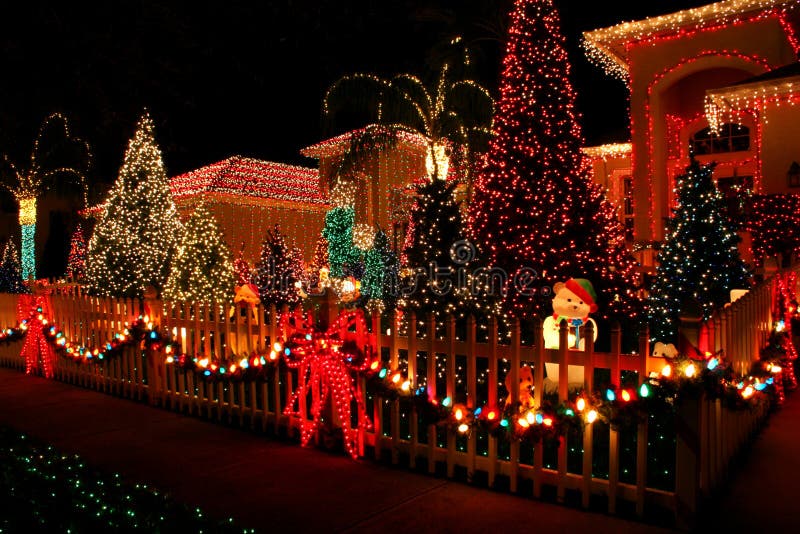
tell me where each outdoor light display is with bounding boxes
[85,112,181,298]
[583,0,799,82]
[163,203,235,303]
[648,159,751,344]
[469,0,641,321]
[0,113,89,281]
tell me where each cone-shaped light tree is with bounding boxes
[233,243,252,286]
[253,225,302,309]
[648,159,751,343]
[0,239,26,293]
[163,203,235,303]
[85,112,181,298]
[468,0,641,322]
[65,224,87,281]
[403,178,475,319]
[363,229,399,310]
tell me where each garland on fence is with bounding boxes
[365,347,783,444]
[9,296,792,454]
[41,315,148,364]
[773,271,798,391]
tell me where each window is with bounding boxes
[690,124,750,155]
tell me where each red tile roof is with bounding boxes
[170,156,328,205]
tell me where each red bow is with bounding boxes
[281,310,375,458]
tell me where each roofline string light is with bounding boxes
[582,0,799,82]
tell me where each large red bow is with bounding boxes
[281,310,375,458]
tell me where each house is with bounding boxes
[583,0,800,267]
[300,126,436,251]
[170,156,329,262]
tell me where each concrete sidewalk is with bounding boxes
[702,387,800,530]
[0,368,669,533]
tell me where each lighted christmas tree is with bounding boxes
[403,179,474,319]
[254,225,301,308]
[362,230,399,309]
[65,224,87,281]
[233,243,252,285]
[322,206,359,277]
[468,0,641,322]
[85,112,181,298]
[163,203,235,303]
[0,239,26,293]
[648,159,751,343]
[311,235,329,272]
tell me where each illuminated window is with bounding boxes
[690,124,750,156]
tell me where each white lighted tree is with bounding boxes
[85,112,181,298]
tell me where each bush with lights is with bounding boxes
[468,0,642,325]
[85,112,181,298]
[163,203,235,303]
[65,224,87,281]
[253,225,303,309]
[0,239,27,293]
[648,158,751,344]
[233,242,252,286]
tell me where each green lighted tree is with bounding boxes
[322,206,359,278]
[648,159,751,343]
[362,229,399,310]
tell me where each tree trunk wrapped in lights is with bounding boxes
[468,0,642,324]
[0,113,90,281]
[85,112,181,298]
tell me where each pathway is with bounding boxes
[0,368,670,533]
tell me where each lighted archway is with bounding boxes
[638,51,773,241]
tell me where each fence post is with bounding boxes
[675,395,701,530]
[678,299,703,355]
[144,287,163,406]
[676,310,702,529]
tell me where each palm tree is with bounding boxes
[323,58,494,197]
[0,113,90,280]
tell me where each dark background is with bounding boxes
[0,0,713,199]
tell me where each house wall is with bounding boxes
[760,103,800,193]
[317,143,428,250]
[175,196,327,264]
[627,16,796,248]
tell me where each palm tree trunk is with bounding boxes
[18,197,36,280]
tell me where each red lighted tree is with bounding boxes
[233,242,252,285]
[469,0,641,322]
[65,224,87,281]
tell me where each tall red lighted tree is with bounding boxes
[469,0,641,322]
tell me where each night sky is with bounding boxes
[0,0,713,201]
